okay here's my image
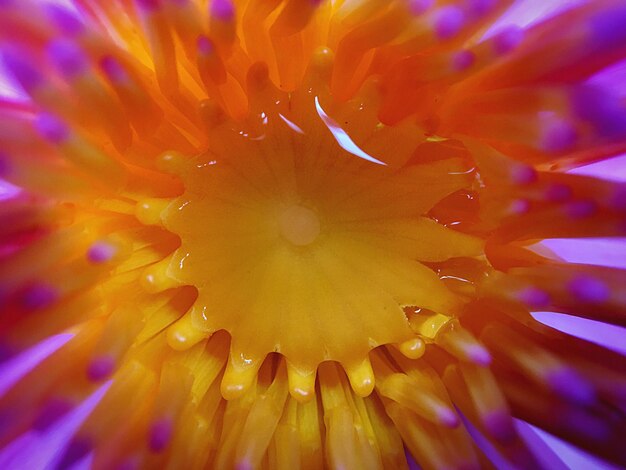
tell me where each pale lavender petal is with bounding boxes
[0,381,110,470]
[0,334,73,399]
[532,311,626,357]
[484,0,585,38]
[518,420,622,470]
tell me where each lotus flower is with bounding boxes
[1,0,626,468]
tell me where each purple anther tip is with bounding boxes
[508,199,530,215]
[48,39,88,78]
[409,0,434,15]
[197,35,215,55]
[541,120,577,153]
[149,418,173,452]
[451,50,475,72]
[45,4,85,36]
[517,286,550,309]
[493,27,523,55]
[100,56,128,83]
[33,399,73,431]
[136,0,160,11]
[87,356,115,382]
[87,241,117,263]
[482,411,516,444]
[568,276,610,304]
[589,7,626,50]
[510,164,537,185]
[436,406,460,428]
[566,200,597,218]
[465,0,495,16]
[467,344,492,366]
[544,183,572,202]
[21,284,58,310]
[35,113,70,144]
[571,86,626,139]
[435,7,465,40]
[1,50,42,92]
[210,0,235,20]
[547,367,595,405]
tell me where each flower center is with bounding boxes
[155,89,484,399]
[278,204,320,246]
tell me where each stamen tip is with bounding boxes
[435,7,465,40]
[35,113,70,144]
[409,0,434,15]
[465,0,495,16]
[149,418,173,452]
[507,199,530,215]
[87,241,118,263]
[451,50,475,72]
[589,7,626,49]
[2,50,42,92]
[544,183,572,202]
[568,276,610,303]
[136,0,160,11]
[510,165,537,185]
[547,367,595,405]
[48,39,88,78]
[46,4,85,36]
[541,120,577,153]
[197,35,215,55]
[493,27,523,55]
[87,355,115,382]
[210,0,235,20]
[517,286,551,309]
[100,56,128,83]
[482,410,516,443]
[565,200,597,218]
[21,283,58,310]
[436,405,460,428]
[466,344,492,366]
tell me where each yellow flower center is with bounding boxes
[153,84,484,400]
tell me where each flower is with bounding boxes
[1,0,626,468]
